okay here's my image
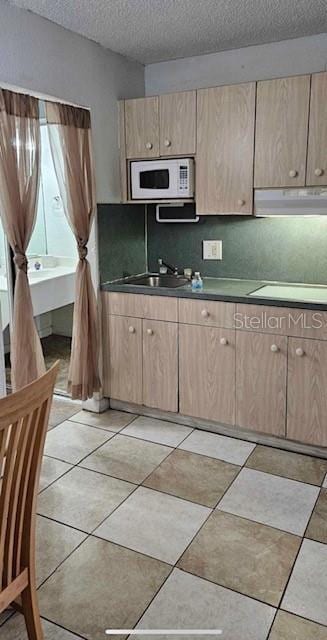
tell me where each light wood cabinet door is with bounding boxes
[306,72,327,186]
[196,83,255,215]
[143,320,178,412]
[287,338,327,446]
[254,75,310,187]
[109,315,142,404]
[159,91,196,156]
[179,324,235,424]
[125,97,159,158]
[236,331,287,436]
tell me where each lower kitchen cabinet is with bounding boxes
[179,324,235,424]
[287,338,327,446]
[236,331,287,437]
[143,319,178,412]
[109,315,142,404]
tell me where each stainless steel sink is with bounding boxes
[125,274,189,288]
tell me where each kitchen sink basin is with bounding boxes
[125,274,189,288]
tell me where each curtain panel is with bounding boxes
[0,89,45,390]
[45,101,100,400]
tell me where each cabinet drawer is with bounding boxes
[107,292,177,322]
[236,304,327,340]
[107,292,144,318]
[179,299,235,327]
[143,295,178,322]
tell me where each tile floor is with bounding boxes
[1,399,327,639]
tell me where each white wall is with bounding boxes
[145,34,327,95]
[0,1,145,203]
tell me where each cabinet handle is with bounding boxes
[314,168,324,177]
[270,344,279,353]
[128,326,135,334]
[145,142,153,150]
[147,328,154,335]
[220,337,228,345]
[237,199,245,206]
[201,309,209,318]
[289,169,298,178]
[164,139,171,147]
[295,347,304,357]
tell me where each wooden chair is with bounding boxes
[0,362,58,639]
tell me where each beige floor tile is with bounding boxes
[81,434,172,484]
[179,429,255,465]
[38,466,134,532]
[39,455,72,492]
[36,515,86,586]
[121,415,193,447]
[70,409,136,432]
[0,611,13,627]
[282,539,327,625]
[1,613,85,639]
[44,420,113,464]
[178,510,300,606]
[144,449,239,507]
[219,468,319,535]
[95,486,210,564]
[38,536,171,640]
[134,568,275,640]
[323,473,327,488]
[306,489,327,544]
[48,396,81,429]
[246,445,327,486]
[269,610,327,640]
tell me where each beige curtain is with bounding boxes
[0,89,45,390]
[45,102,100,400]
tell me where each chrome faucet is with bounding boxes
[158,258,178,276]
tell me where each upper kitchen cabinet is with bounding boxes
[254,75,310,188]
[306,72,327,186]
[125,97,159,158]
[159,91,196,156]
[196,83,256,215]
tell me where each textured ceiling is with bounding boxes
[9,0,327,64]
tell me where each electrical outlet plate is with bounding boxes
[203,240,222,260]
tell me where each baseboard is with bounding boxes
[109,398,327,459]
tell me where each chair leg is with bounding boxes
[21,580,43,640]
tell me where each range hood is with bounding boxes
[254,187,327,217]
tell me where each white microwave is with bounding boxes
[131,158,194,200]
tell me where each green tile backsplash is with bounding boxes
[147,206,327,285]
[98,203,327,286]
[98,203,146,283]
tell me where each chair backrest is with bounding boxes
[0,362,58,593]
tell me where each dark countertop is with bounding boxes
[100,275,327,311]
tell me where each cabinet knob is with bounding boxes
[164,139,171,147]
[270,344,279,353]
[314,168,324,177]
[220,337,228,346]
[289,169,298,178]
[128,326,135,334]
[147,328,154,335]
[295,347,304,357]
[145,142,153,150]
[237,199,245,206]
[201,309,209,318]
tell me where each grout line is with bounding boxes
[23,402,327,638]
